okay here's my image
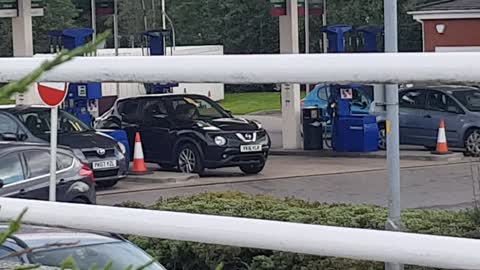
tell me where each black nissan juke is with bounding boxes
[0,106,128,188]
[95,94,271,175]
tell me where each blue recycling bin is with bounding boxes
[333,115,379,152]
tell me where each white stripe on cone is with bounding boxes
[437,127,447,144]
[134,141,144,160]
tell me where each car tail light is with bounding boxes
[80,163,95,184]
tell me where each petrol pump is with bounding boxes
[143,30,178,94]
[357,25,384,53]
[318,25,381,152]
[48,28,103,126]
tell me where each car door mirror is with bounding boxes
[225,110,233,117]
[0,180,5,188]
[101,116,122,129]
[1,133,19,141]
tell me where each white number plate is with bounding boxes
[240,145,262,153]
[92,160,117,170]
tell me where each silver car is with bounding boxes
[378,85,480,156]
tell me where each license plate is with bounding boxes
[240,145,262,153]
[92,160,117,170]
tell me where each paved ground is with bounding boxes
[97,155,480,209]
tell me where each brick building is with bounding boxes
[409,0,480,52]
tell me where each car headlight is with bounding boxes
[72,149,88,163]
[117,142,127,155]
[214,136,227,146]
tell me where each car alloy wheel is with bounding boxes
[179,148,196,173]
[466,130,480,157]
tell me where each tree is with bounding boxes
[0,19,12,57]
[32,0,79,53]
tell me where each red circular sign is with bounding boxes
[37,82,69,107]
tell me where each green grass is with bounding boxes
[220,91,307,115]
[0,98,14,105]
[219,92,281,115]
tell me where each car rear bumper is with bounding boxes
[86,158,128,183]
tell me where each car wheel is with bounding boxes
[177,144,204,174]
[96,180,119,188]
[465,129,480,157]
[240,162,266,175]
[378,123,387,150]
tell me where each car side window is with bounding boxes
[0,153,25,185]
[57,153,74,170]
[317,87,329,101]
[427,91,462,113]
[143,99,168,117]
[24,150,51,178]
[117,100,141,123]
[0,114,18,135]
[142,99,170,127]
[0,246,21,262]
[399,90,426,109]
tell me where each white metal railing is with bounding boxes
[0,198,479,270]
[0,53,479,84]
[2,54,480,269]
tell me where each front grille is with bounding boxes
[93,169,119,179]
[83,149,115,158]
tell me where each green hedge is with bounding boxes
[120,192,479,270]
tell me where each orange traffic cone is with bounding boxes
[432,119,452,155]
[130,132,150,175]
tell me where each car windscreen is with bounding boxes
[28,241,166,270]
[170,96,230,120]
[15,110,91,136]
[452,90,480,112]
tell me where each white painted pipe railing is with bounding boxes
[0,53,480,84]
[0,198,479,270]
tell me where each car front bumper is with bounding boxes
[203,132,271,168]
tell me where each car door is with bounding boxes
[117,99,142,159]
[423,90,465,147]
[398,89,430,145]
[138,98,174,162]
[20,150,52,200]
[0,152,29,198]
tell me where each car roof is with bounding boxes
[401,85,480,92]
[116,93,207,103]
[0,105,51,114]
[0,141,73,153]
[0,224,120,248]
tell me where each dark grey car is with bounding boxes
[0,224,167,270]
[0,106,128,188]
[378,86,480,156]
[0,142,96,203]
